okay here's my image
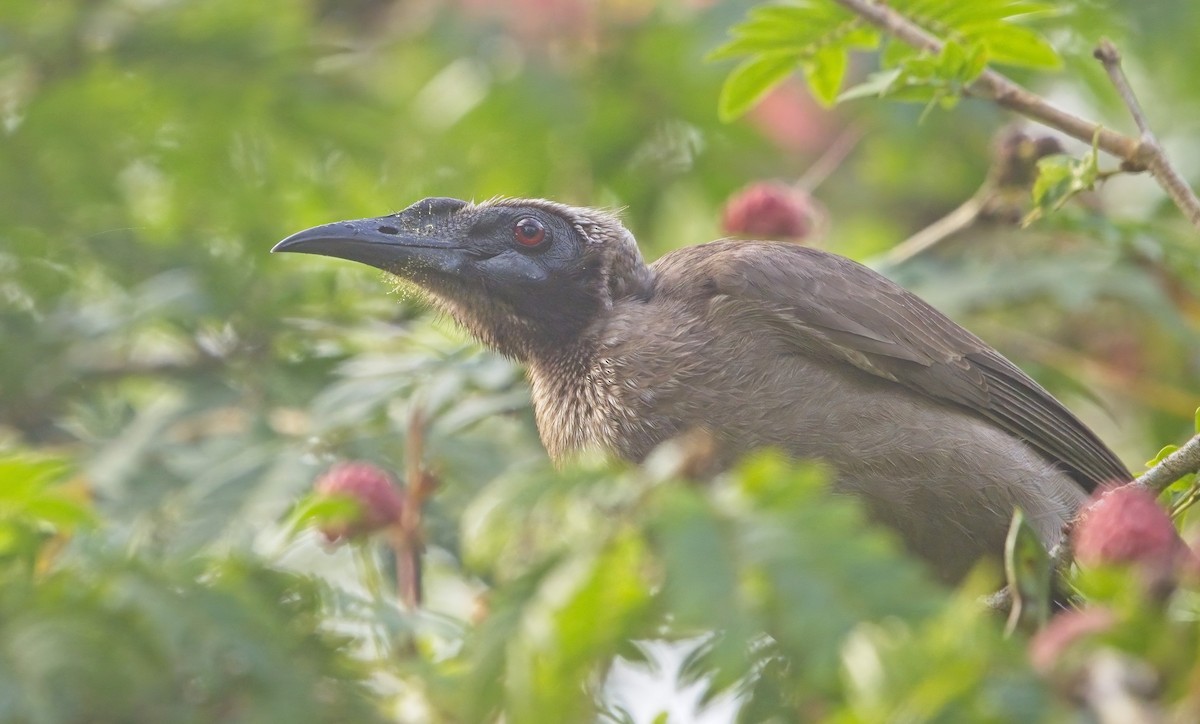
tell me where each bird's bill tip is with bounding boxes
[271,216,465,273]
[271,220,363,255]
[270,218,401,270]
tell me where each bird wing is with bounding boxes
[655,241,1129,491]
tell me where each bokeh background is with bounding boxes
[2,0,1198,721]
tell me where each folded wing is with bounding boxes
[659,241,1130,491]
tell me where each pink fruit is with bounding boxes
[1073,484,1185,572]
[313,462,404,542]
[1028,607,1115,672]
[722,182,819,242]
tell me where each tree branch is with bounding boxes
[990,431,1199,614]
[989,431,1199,614]
[881,127,1066,266]
[392,404,438,609]
[829,0,1200,231]
[1135,433,1200,495]
[829,0,1137,158]
[796,125,865,192]
[1092,38,1200,229]
[1092,40,1151,137]
[882,194,984,266]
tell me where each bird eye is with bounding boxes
[513,217,547,248]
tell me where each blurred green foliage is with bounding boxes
[2,0,1200,721]
[714,0,1062,116]
[0,454,384,723]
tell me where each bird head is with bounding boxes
[273,197,653,359]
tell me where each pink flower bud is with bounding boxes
[1073,484,1184,572]
[314,462,404,542]
[1028,607,1115,672]
[722,183,820,242]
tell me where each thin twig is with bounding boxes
[1169,484,1200,519]
[1135,433,1200,495]
[1092,38,1200,229]
[882,193,984,266]
[795,125,865,192]
[882,127,1065,267]
[829,0,1200,232]
[1093,39,1152,137]
[393,404,437,609]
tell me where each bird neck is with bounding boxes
[428,287,599,362]
[525,334,606,462]
[518,271,658,462]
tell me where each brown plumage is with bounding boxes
[275,196,1131,580]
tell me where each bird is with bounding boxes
[274,196,1131,581]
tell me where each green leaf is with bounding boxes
[732,453,942,690]
[838,68,905,102]
[972,24,1062,69]
[938,0,1059,25]
[0,453,93,541]
[0,455,70,503]
[1146,444,1179,469]
[1025,146,1099,224]
[0,551,387,723]
[803,44,849,106]
[932,40,988,86]
[881,38,917,67]
[707,3,825,61]
[284,494,363,538]
[710,1,876,111]
[840,39,986,112]
[21,498,96,530]
[652,490,738,629]
[1003,510,1051,635]
[962,42,990,81]
[508,532,653,722]
[718,52,800,121]
[942,38,966,71]
[837,581,1056,721]
[1030,155,1075,207]
[651,489,752,695]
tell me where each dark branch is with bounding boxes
[1136,433,1200,495]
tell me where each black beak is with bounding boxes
[272,210,466,275]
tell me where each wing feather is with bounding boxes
[654,241,1130,491]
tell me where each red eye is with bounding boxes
[513,217,547,247]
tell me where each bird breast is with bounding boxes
[524,293,1086,581]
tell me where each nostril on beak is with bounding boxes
[377,225,399,235]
